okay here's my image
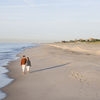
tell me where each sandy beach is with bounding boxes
[2,44,100,100]
[49,43,100,55]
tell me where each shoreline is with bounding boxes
[1,45,37,100]
[2,44,100,100]
[1,56,21,100]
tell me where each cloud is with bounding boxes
[0,0,49,8]
[0,2,63,8]
[0,5,27,8]
[24,0,33,6]
[0,0,99,8]
[23,0,50,7]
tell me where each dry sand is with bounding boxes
[2,44,100,100]
[49,43,100,55]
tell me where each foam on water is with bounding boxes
[0,43,38,100]
[0,91,6,100]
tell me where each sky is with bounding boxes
[0,0,100,42]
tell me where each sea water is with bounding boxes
[0,43,38,100]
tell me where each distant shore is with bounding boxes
[2,44,100,100]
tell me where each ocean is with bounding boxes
[0,43,38,100]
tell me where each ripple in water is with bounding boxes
[0,43,38,100]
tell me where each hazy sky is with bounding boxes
[0,0,100,42]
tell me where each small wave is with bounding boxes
[0,43,38,100]
[0,91,6,100]
[0,51,11,53]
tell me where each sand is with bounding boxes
[49,43,100,55]
[2,44,100,100]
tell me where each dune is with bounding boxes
[49,43,100,55]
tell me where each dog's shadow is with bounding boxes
[30,62,70,73]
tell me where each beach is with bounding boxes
[2,44,100,100]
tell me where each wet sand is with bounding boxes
[2,44,100,100]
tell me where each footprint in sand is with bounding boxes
[71,71,89,85]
